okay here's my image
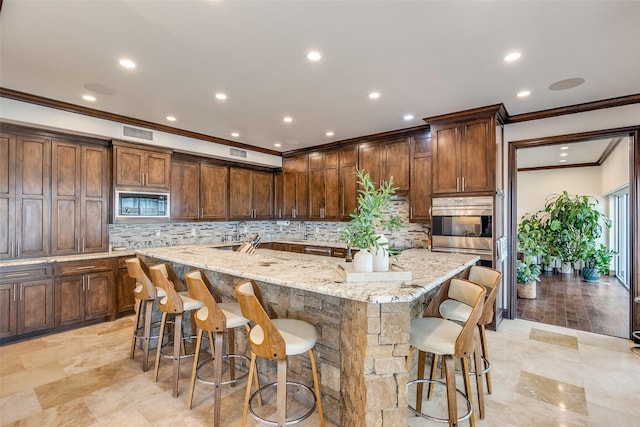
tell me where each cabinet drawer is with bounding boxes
[56,259,114,276]
[331,248,347,258]
[0,264,54,282]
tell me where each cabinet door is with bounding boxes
[19,278,55,334]
[283,166,297,219]
[145,152,171,189]
[309,153,325,219]
[85,271,113,320]
[410,156,432,222]
[81,145,109,253]
[229,168,253,219]
[0,133,16,260]
[0,283,17,338]
[16,135,50,258]
[114,146,145,187]
[339,146,358,220]
[200,163,228,220]
[170,159,199,220]
[55,276,85,326]
[273,171,283,219]
[323,151,340,219]
[384,138,410,191]
[116,261,136,315]
[431,124,460,194]
[358,143,383,186]
[459,119,494,193]
[252,170,273,219]
[51,141,81,255]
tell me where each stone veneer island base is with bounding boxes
[135,245,478,427]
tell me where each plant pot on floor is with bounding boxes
[517,280,537,299]
[582,267,600,283]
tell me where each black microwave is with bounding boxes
[115,190,170,219]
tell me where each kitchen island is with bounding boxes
[136,245,478,427]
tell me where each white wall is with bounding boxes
[0,97,282,168]
[517,166,603,221]
[601,136,631,195]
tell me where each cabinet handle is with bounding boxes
[200,207,204,218]
[86,276,90,291]
[13,284,16,302]
[75,265,97,270]
[461,176,465,192]
[10,241,14,258]
[410,207,413,218]
[279,209,282,218]
[456,177,460,192]
[428,206,432,219]
[16,242,20,258]
[19,284,23,301]
[82,238,85,252]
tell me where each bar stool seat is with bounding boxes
[150,263,204,398]
[127,257,166,372]
[236,280,324,427]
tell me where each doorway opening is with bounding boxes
[508,128,637,339]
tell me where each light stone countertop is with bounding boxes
[0,249,137,267]
[136,244,479,304]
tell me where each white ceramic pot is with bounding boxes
[372,234,389,272]
[560,262,573,274]
[353,249,373,273]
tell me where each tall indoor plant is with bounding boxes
[516,212,546,298]
[340,169,403,272]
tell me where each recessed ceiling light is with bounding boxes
[215,93,227,100]
[231,132,240,137]
[307,51,322,61]
[82,95,96,102]
[166,116,176,122]
[283,116,293,123]
[325,131,334,137]
[503,52,521,62]
[560,153,568,157]
[368,92,381,99]
[559,159,567,163]
[517,90,531,98]
[119,58,136,69]
[274,143,282,147]
[403,114,414,121]
[560,146,569,150]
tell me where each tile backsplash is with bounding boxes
[109,201,430,249]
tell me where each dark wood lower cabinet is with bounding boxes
[116,256,137,315]
[0,265,55,340]
[55,259,114,327]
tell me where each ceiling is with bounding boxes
[517,138,619,170]
[1,1,639,155]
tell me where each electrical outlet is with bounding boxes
[154,230,161,237]
[316,227,320,233]
[191,228,197,236]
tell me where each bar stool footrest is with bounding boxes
[407,378,472,424]
[248,381,317,426]
[195,354,250,386]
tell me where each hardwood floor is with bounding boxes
[517,270,630,338]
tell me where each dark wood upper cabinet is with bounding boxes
[358,138,410,192]
[113,141,171,190]
[409,132,432,223]
[170,157,228,220]
[229,167,273,220]
[309,149,339,220]
[0,132,17,260]
[282,155,308,219]
[51,140,108,255]
[339,146,358,220]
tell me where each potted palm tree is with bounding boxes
[340,169,403,272]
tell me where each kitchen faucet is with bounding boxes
[235,221,248,241]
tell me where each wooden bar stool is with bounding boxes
[439,266,502,394]
[408,278,486,427]
[126,257,166,372]
[185,270,260,426]
[235,280,324,427]
[149,263,204,398]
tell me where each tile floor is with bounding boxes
[1,316,639,426]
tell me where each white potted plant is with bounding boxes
[339,169,403,272]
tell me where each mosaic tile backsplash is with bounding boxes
[109,201,430,250]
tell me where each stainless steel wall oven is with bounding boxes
[431,196,493,262]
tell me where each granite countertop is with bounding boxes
[136,244,478,304]
[0,249,137,268]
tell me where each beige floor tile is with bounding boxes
[0,362,67,398]
[0,389,41,425]
[3,397,96,427]
[516,371,588,415]
[88,406,153,427]
[530,328,579,349]
[0,356,24,377]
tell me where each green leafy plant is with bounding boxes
[517,212,546,258]
[583,244,617,274]
[542,191,612,265]
[339,169,403,251]
[516,257,541,284]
